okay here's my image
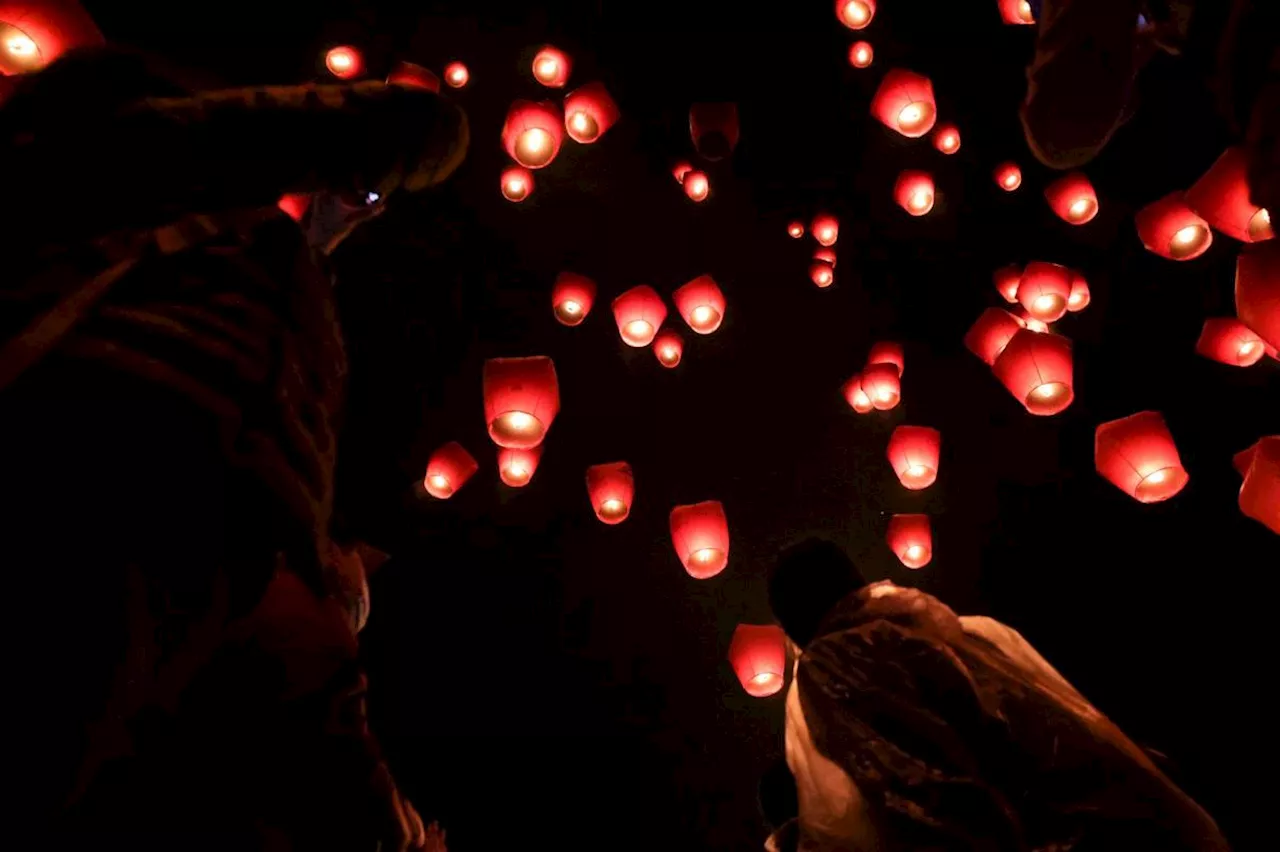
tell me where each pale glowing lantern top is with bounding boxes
[861,362,901,411]
[994,264,1022,303]
[1235,240,1280,353]
[894,170,936,216]
[670,500,729,579]
[387,61,440,92]
[482,356,560,449]
[1067,271,1091,311]
[887,425,941,490]
[1095,411,1189,503]
[932,123,961,155]
[498,445,542,488]
[886,514,932,569]
[993,329,1074,415]
[1235,437,1280,535]
[811,214,839,246]
[836,0,876,30]
[501,166,534,203]
[994,161,1022,191]
[848,40,874,68]
[965,308,1025,366]
[672,160,694,184]
[673,275,726,334]
[654,329,684,368]
[532,45,571,88]
[444,61,469,88]
[684,170,710,202]
[564,81,619,143]
[867,341,903,376]
[871,69,937,138]
[1196,318,1266,367]
[1045,172,1099,224]
[502,100,564,169]
[1185,147,1273,243]
[325,45,364,79]
[586,462,635,524]
[612,285,667,347]
[689,102,740,161]
[787,220,805,239]
[998,0,1036,24]
[728,624,787,697]
[1136,192,1212,260]
[809,262,835,289]
[842,372,874,413]
[1017,262,1072,323]
[551,271,597,326]
[424,441,478,499]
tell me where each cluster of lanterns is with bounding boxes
[843,341,903,413]
[666,103,740,203]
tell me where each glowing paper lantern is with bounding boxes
[670,500,729,579]
[586,462,635,524]
[787,221,805,238]
[998,0,1035,24]
[813,248,837,268]
[1235,240,1280,351]
[689,102,740,161]
[1095,411,1189,503]
[842,372,874,413]
[551,271,596,326]
[867,341,903,376]
[673,275,726,334]
[1196,318,1266,367]
[1068,271,1091,311]
[564,81,619,143]
[1185,147,1273,243]
[532,45,571,88]
[871,69,937,138]
[1236,437,1280,535]
[482,356,560,449]
[895,170,935,216]
[848,40,874,68]
[502,100,564,169]
[887,425,941,490]
[886,514,932,569]
[836,0,876,30]
[861,362,901,410]
[964,308,1024,366]
[498,445,542,487]
[809,261,835,288]
[1017,262,1072,323]
[654,329,684,367]
[728,624,787,697]
[277,192,312,223]
[324,45,363,79]
[994,264,1022,303]
[672,160,693,184]
[386,61,440,92]
[612,285,667,347]
[1135,192,1212,260]
[444,61,469,88]
[424,441,478,499]
[501,166,534,202]
[684,170,710,202]
[811,214,839,247]
[1045,172,1099,225]
[933,123,961,155]
[0,0,104,75]
[993,329,1074,415]
[994,161,1022,191]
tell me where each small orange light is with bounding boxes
[839,0,873,29]
[692,547,722,565]
[627,320,653,340]
[787,221,804,238]
[848,41,873,68]
[898,103,924,129]
[325,46,363,79]
[501,166,533,202]
[684,171,709,202]
[906,545,924,561]
[6,33,37,56]
[444,62,469,88]
[562,300,581,317]
[1239,341,1259,358]
[428,474,449,492]
[536,58,559,82]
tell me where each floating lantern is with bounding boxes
[994,264,1022,303]
[386,61,440,92]
[886,514,932,568]
[811,214,839,247]
[673,275,726,334]
[612,285,667,347]
[965,308,1024,366]
[867,341,903,376]
[842,372,874,413]
[933,123,961,155]
[836,0,876,30]
[689,102,740,161]
[277,193,312,223]
[1185,147,1273,243]
[424,442,478,499]
[848,40,874,68]
[482,356,560,449]
[998,0,1035,24]
[1196,318,1266,367]
[1011,307,1050,333]
[787,220,805,238]
[586,462,635,524]
[1095,411,1189,503]
[1045,172,1099,224]
[654,329,684,367]
[564,81,619,143]
[895,170,935,216]
[324,45,363,79]
[501,166,534,202]
[1235,239,1280,351]
[1236,437,1280,535]
[498,446,542,487]
[502,100,564,169]
[813,248,837,268]
[672,160,693,184]
[532,45,571,88]
[444,61,469,88]
[728,624,787,697]
[993,329,1074,415]
[1067,271,1091,311]
[1017,262,1072,323]
[861,362,901,410]
[0,0,104,75]
[670,500,729,579]
[887,425,941,490]
[994,161,1022,191]
[809,261,835,288]
[1135,192,1212,260]
[684,170,710,202]
[551,272,596,326]
[871,69,937,138]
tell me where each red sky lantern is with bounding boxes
[886,514,932,569]
[1235,240,1280,352]
[551,271,596,326]
[612,285,667,347]
[993,329,1074,415]
[670,500,729,579]
[861,362,901,410]
[443,61,469,88]
[867,341,903,376]
[564,81,619,143]
[728,624,787,697]
[1196,318,1266,367]
[842,372,874,413]
[994,264,1022,303]
[1135,192,1212,260]
[690,102,740,161]
[933,123,961,155]
[787,220,805,238]
[324,45,363,79]
[1236,437,1280,535]
[1068,271,1091,311]
[836,0,876,30]
[674,275,726,334]
[532,45,571,88]
[498,445,542,487]
[887,425,941,490]
[1185,147,1273,243]
[482,356,560,449]
[1017,262,1072,323]
[965,308,1024,366]
[277,192,311,223]
[684,170,710,202]
[994,161,1023,191]
[672,160,693,184]
[809,261,835,288]
[586,462,635,524]
[387,61,440,92]
[998,0,1036,24]
[0,1,103,75]
[654,329,684,368]
[1045,172,1099,225]
[871,69,937,138]
[813,248,837,268]
[502,100,564,169]
[848,40,874,68]
[501,165,534,203]
[811,213,839,246]
[895,170,936,216]
[1095,411,1189,503]
[424,441,478,499]
[1011,307,1050,333]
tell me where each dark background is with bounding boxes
[88,1,1275,849]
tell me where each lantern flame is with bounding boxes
[428,474,449,491]
[444,62,469,87]
[627,320,652,340]
[6,33,36,56]
[685,171,710,201]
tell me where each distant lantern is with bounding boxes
[0,1,103,75]
[654,329,684,367]
[861,362,902,410]
[728,624,787,697]
[836,0,876,30]
[1067,271,1091,311]
[1235,239,1280,352]
[895,170,935,216]
[277,193,312,223]
[998,0,1035,24]
[684,170,710,202]
[809,261,835,288]
[482,356,560,449]
[813,248,837,268]
[933,123,961,155]
[424,441,478,499]
[672,160,694,184]
[1095,411,1189,503]
[501,166,534,202]
[670,500,729,579]
[994,264,1022,303]
[564,81,619,143]
[1185,147,1273,243]
[386,61,440,92]
[586,462,635,524]
[612,285,667,347]
[1236,437,1280,535]
[867,341,904,376]
[444,61,469,88]
[848,40,874,68]
[1196,318,1266,367]
[498,445,542,487]
[1135,192,1212,260]
[965,308,1025,366]
[994,161,1022,191]
[532,45,571,88]
[993,329,1074,415]
[1045,172,1099,224]
[1017,262,1072,323]
[502,100,564,169]
[871,69,937,138]
[674,275,726,334]
[689,102,740,161]
[811,214,839,246]
[787,220,805,238]
[325,45,363,79]
[551,271,597,326]
[887,514,932,569]
[842,372,874,413]
[887,425,941,490]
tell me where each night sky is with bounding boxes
[89,1,1275,849]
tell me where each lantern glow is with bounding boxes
[842,372,874,413]
[502,100,564,169]
[867,341,903,376]
[654,329,684,367]
[1017,262,1072,323]
[1067,271,1091,311]
[498,446,542,487]
[532,45,571,88]
[670,501,729,579]
[813,248,837,268]
[1185,147,1274,243]
[325,46,363,79]
[612,285,667,347]
[787,220,805,238]
[994,264,1022,303]
[1196,318,1266,367]
[809,262,835,288]
[887,514,932,569]
[1235,240,1280,353]
[895,170,935,216]
[836,0,876,30]
[993,329,1074,415]
[861,362,901,410]
[386,61,440,92]
[482,357,560,449]
[586,462,635,524]
[848,40,874,68]
[888,425,941,490]
[965,308,1025,366]
[1095,412,1189,503]
[501,166,534,202]
[811,214,839,247]
[277,192,311,223]
[1236,437,1280,535]
[998,0,1036,24]
[994,161,1022,191]
[871,69,937,138]
[1135,192,1212,260]
[672,160,693,184]
[932,123,961,154]
[728,624,787,697]
[551,272,597,326]
[684,170,710,202]
[424,442,479,499]
[444,61,469,88]
[689,102,740,161]
[564,81,619,143]
[1045,172,1099,224]
[673,275,726,334]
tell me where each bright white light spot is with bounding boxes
[626,320,652,340]
[906,545,924,561]
[692,548,719,564]
[570,112,590,133]
[506,412,534,430]
[843,1,870,26]
[907,465,928,478]
[1069,198,1090,217]
[1146,469,1167,485]
[536,58,559,81]
[877,390,892,402]
[692,305,713,325]
[1239,341,1259,358]
[1034,295,1057,312]
[1032,383,1058,399]
[911,190,931,210]
[428,474,449,490]
[899,104,923,127]
[521,128,550,155]
[750,672,775,685]
[6,34,37,56]
[561,300,581,316]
